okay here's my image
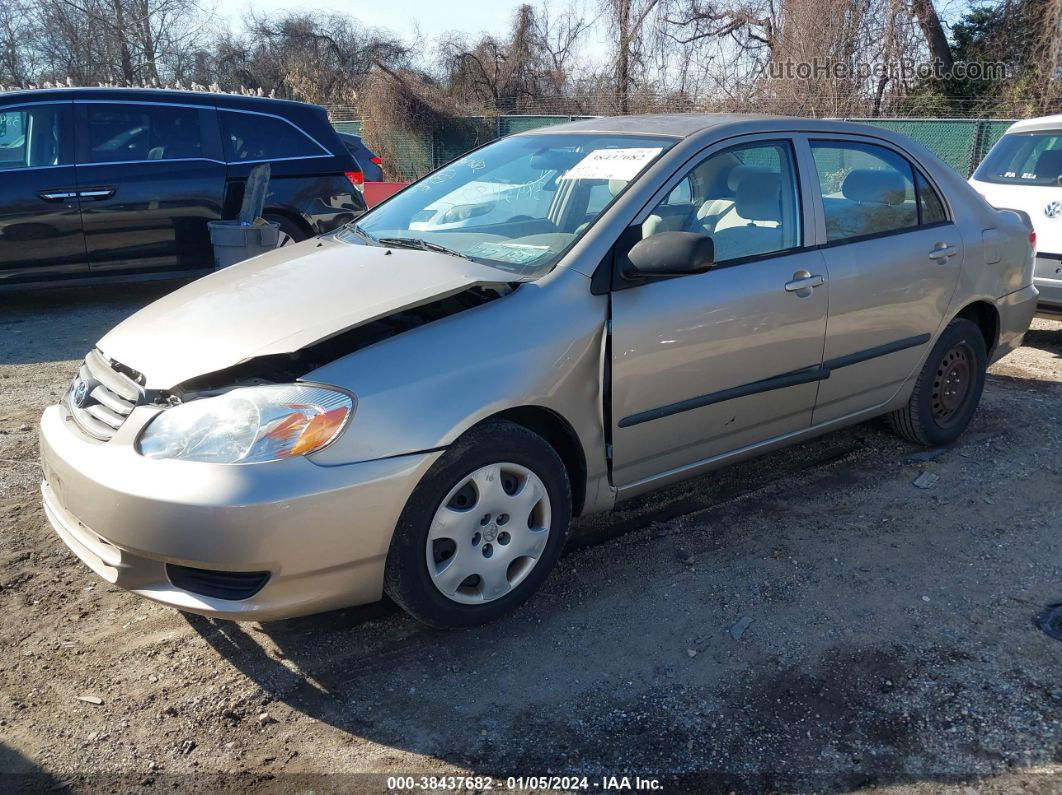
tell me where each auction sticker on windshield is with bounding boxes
[561,147,663,181]
[467,241,551,264]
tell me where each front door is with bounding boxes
[806,138,963,425]
[610,139,829,488]
[75,101,225,274]
[0,101,87,283]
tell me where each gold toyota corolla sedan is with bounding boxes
[40,115,1038,628]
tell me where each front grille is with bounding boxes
[65,349,143,441]
[166,565,270,601]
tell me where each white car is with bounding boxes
[970,114,1062,317]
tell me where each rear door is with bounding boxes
[807,137,963,425]
[75,100,225,274]
[0,101,87,283]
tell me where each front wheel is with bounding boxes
[384,421,572,629]
[887,318,987,446]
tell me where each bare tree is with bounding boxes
[602,0,662,112]
[14,0,215,86]
[439,5,539,110]
[201,11,410,104]
[531,1,595,100]
[1034,0,1062,112]
[0,0,34,84]
[910,0,953,73]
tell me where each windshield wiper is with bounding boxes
[348,224,376,243]
[376,237,472,261]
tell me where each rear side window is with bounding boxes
[811,141,918,242]
[975,132,1062,186]
[0,104,71,169]
[220,111,325,162]
[85,103,203,163]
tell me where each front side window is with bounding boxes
[641,140,801,263]
[0,105,70,170]
[812,141,919,242]
[85,103,202,163]
[974,132,1062,186]
[220,111,325,162]
[342,133,677,276]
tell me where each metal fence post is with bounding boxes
[967,119,986,178]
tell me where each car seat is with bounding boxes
[709,172,785,261]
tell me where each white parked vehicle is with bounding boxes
[970,114,1062,317]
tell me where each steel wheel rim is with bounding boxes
[425,462,551,605]
[932,341,974,425]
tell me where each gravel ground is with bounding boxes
[1,282,1061,794]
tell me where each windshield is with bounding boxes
[975,132,1062,186]
[339,133,677,275]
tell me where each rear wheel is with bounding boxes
[384,421,571,629]
[887,318,987,446]
[263,213,308,248]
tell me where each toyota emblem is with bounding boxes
[1045,201,1062,219]
[72,380,90,408]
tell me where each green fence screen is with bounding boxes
[332,115,1018,181]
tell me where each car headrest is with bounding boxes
[608,178,626,196]
[842,168,906,205]
[734,172,781,222]
[1034,149,1062,179]
[726,165,769,193]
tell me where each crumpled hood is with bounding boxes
[97,237,517,389]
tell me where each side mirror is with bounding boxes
[624,231,714,278]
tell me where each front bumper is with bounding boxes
[1034,254,1062,316]
[39,404,440,620]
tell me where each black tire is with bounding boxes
[887,318,987,446]
[384,421,572,629]
[262,213,309,247]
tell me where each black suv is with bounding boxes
[0,88,367,288]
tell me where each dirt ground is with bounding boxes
[1,282,1061,794]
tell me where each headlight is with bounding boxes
[137,384,354,464]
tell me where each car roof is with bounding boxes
[0,86,324,113]
[518,113,921,142]
[1007,114,1062,134]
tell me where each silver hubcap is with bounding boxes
[426,463,551,604]
[275,230,293,248]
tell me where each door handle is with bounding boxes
[38,190,78,201]
[928,244,957,261]
[78,187,115,200]
[784,272,825,293]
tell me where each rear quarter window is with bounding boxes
[220,110,327,162]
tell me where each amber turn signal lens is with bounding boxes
[290,407,350,456]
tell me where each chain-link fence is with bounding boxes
[858,118,1016,175]
[333,115,1019,181]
